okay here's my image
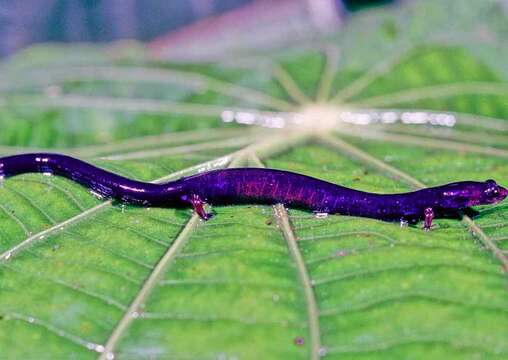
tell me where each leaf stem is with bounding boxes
[250,152,322,360]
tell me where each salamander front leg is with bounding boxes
[184,194,213,220]
[423,207,434,231]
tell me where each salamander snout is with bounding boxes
[499,186,508,200]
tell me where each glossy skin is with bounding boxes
[1,153,507,229]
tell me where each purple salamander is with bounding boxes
[0,153,506,230]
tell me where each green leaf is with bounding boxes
[1,0,508,359]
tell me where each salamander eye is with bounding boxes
[485,187,499,198]
[484,180,501,198]
[486,179,497,187]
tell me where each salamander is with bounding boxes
[1,153,506,230]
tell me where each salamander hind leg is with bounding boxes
[399,217,414,227]
[185,194,213,220]
[399,216,419,228]
[423,207,435,231]
[463,207,480,218]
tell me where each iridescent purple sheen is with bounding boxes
[1,153,506,227]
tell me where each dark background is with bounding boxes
[0,0,393,57]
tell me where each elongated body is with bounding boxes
[0,153,506,229]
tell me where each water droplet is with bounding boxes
[121,205,125,214]
[131,311,139,318]
[106,352,115,360]
[94,345,105,353]
[314,212,328,219]
[335,250,347,257]
[318,347,328,357]
[43,172,53,177]
[294,336,305,346]
[28,317,35,323]
[4,252,12,260]
[45,85,62,97]
[221,110,235,123]
[272,294,280,302]
[400,219,409,227]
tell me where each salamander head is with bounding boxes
[480,179,508,205]
[441,179,508,208]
